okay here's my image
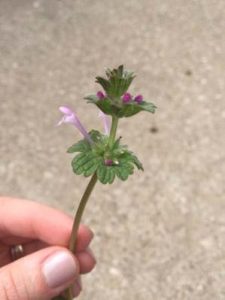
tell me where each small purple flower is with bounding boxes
[97,91,106,100]
[99,110,111,135]
[122,92,132,103]
[57,106,93,144]
[104,159,113,166]
[134,94,143,104]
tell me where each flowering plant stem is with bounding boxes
[63,115,119,300]
[108,115,119,148]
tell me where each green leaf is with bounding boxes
[97,164,107,183]
[119,150,144,171]
[67,139,91,153]
[130,154,144,170]
[68,130,144,183]
[96,100,120,116]
[72,152,98,176]
[118,101,156,118]
[85,96,156,118]
[89,130,106,144]
[103,167,114,184]
[83,162,99,177]
[84,96,120,116]
[96,76,110,91]
[107,167,116,184]
[139,101,157,113]
[115,164,132,181]
[96,165,116,184]
[95,65,135,98]
[84,94,99,103]
[71,153,86,175]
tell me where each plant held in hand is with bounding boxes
[56,65,156,299]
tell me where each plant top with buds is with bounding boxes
[59,65,156,185]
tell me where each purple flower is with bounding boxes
[99,110,111,135]
[134,94,143,104]
[122,92,132,103]
[104,159,113,166]
[97,91,106,100]
[57,106,93,144]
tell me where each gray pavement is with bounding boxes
[0,0,225,299]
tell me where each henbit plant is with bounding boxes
[54,65,156,300]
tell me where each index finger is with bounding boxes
[0,197,93,252]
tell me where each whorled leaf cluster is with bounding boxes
[85,65,156,118]
[68,130,143,184]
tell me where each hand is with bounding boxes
[0,197,96,300]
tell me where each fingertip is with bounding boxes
[76,248,96,274]
[72,278,82,297]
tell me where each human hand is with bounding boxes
[0,197,96,300]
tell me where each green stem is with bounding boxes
[64,173,98,300]
[108,115,119,148]
[69,173,98,253]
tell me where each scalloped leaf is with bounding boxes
[96,164,107,184]
[130,154,144,170]
[96,100,120,116]
[115,163,133,181]
[123,153,143,171]
[85,95,156,118]
[85,95,120,116]
[139,101,157,113]
[118,101,156,117]
[68,130,144,183]
[67,139,91,153]
[84,95,99,103]
[72,152,100,176]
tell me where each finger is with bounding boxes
[0,230,94,267]
[0,246,80,300]
[72,277,82,297]
[21,243,96,274]
[76,248,96,274]
[0,197,93,250]
[24,244,96,275]
[75,224,94,252]
[1,224,94,253]
[1,241,96,271]
[0,241,49,267]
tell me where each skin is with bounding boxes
[0,197,96,299]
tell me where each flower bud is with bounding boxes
[97,91,105,100]
[122,92,132,103]
[104,159,113,166]
[134,94,143,104]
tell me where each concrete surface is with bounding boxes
[0,0,225,299]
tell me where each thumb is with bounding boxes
[0,246,80,300]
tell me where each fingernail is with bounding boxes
[43,251,77,288]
